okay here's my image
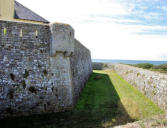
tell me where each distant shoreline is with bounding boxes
[92,59,167,65]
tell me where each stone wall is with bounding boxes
[70,39,92,103]
[0,20,92,119]
[0,20,52,118]
[92,62,113,70]
[112,64,167,110]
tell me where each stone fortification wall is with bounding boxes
[0,20,92,119]
[0,20,52,117]
[70,39,92,103]
[112,64,167,110]
[92,62,112,70]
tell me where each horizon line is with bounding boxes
[92,59,167,62]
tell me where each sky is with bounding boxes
[17,0,167,61]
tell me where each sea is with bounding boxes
[92,59,167,65]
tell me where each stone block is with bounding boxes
[50,23,74,57]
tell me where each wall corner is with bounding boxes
[50,23,75,57]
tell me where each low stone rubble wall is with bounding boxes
[112,64,167,111]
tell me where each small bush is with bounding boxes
[131,63,167,73]
[103,63,108,68]
[152,64,167,71]
[134,63,153,69]
[137,72,141,76]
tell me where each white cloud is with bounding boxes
[17,0,128,22]
[161,6,167,12]
[74,22,167,60]
[17,0,167,61]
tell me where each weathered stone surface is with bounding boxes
[92,62,112,70]
[112,64,167,111]
[50,23,74,57]
[0,20,92,119]
[0,20,51,118]
[70,39,92,103]
[49,53,74,109]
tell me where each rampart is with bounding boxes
[0,20,92,118]
[112,64,167,111]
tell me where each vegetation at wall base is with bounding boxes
[0,70,164,128]
[128,63,167,74]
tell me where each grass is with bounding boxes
[102,70,164,118]
[128,63,167,74]
[0,70,164,128]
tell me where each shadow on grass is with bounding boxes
[0,72,135,128]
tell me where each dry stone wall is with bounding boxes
[0,20,92,119]
[112,64,167,111]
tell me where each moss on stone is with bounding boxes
[43,69,48,76]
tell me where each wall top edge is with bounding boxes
[0,19,50,26]
[50,22,74,30]
[0,20,75,30]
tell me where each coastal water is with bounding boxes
[92,59,167,65]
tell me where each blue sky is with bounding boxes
[120,0,167,31]
[17,0,167,60]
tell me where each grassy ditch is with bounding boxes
[0,70,164,128]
